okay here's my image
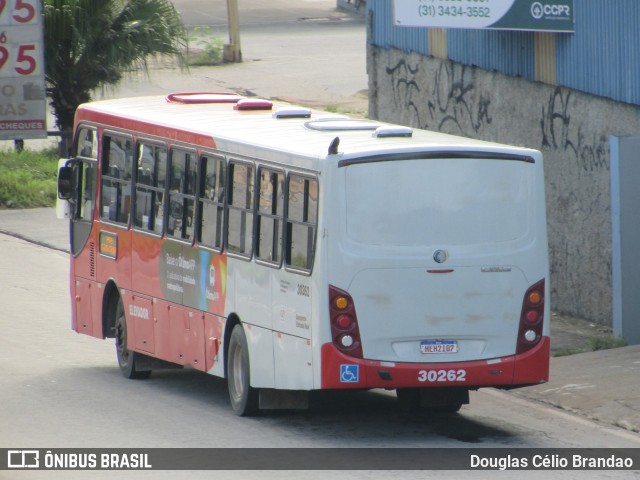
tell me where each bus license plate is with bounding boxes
[420,341,458,354]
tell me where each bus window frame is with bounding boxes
[71,124,99,223]
[284,172,319,276]
[132,139,168,238]
[166,146,198,244]
[99,130,135,229]
[255,165,285,269]
[197,152,227,253]
[226,158,256,261]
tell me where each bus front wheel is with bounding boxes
[114,298,151,380]
[227,324,259,416]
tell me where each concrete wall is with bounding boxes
[368,45,640,325]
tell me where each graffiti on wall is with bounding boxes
[429,62,492,134]
[540,88,608,172]
[384,58,608,173]
[385,59,492,135]
[385,59,423,126]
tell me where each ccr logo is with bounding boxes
[531,2,571,19]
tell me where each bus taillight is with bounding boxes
[329,285,363,358]
[516,279,545,354]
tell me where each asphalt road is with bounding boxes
[171,0,354,29]
[1,232,639,480]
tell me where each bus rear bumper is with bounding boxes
[320,336,550,390]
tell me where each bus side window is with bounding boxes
[78,162,98,222]
[100,134,133,225]
[77,127,98,159]
[198,155,226,250]
[167,149,197,241]
[226,161,255,258]
[134,142,167,235]
[286,175,318,273]
[256,167,284,265]
[73,126,98,222]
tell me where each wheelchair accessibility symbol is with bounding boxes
[340,364,359,383]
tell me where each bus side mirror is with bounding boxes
[57,159,76,220]
[58,165,74,200]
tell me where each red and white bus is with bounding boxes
[57,92,549,416]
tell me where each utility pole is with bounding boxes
[224,0,242,62]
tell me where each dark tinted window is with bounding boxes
[134,142,167,234]
[198,155,226,250]
[256,167,284,265]
[286,175,318,272]
[167,149,197,241]
[226,161,255,257]
[100,134,134,224]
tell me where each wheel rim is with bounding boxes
[231,343,245,401]
[115,309,129,365]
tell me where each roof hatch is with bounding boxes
[273,106,312,119]
[166,92,242,104]
[234,99,274,111]
[372,126,413,138]
[304,118,382,131]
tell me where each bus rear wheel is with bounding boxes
[114,298,151,380]
[227,324,259,416]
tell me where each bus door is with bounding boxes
[57,126,99,335]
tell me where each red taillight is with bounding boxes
[516,279,545,354]
[525,310,539,323]
[329,285,363,358]
[336,314,352,329]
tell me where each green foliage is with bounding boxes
[587,335,627,351]
[553,335,627,357]
[553,347,585,357]
[0,149,59,209]
[44,0,187,134]
[187,26,224,66]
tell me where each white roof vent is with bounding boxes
[372,126,413,138]
[305,119,382,131]
[273,106,312,119]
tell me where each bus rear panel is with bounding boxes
[320,152,549,392]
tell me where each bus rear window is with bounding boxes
[345,158,532,247]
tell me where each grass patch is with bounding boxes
[187,26,224,66]
[587,335,627,351]
[553,335,627,357]
[0,147,59,209]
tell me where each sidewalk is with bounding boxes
[516,345,640,433]
[1,1,639,436]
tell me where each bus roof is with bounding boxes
[75,94,539,167]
